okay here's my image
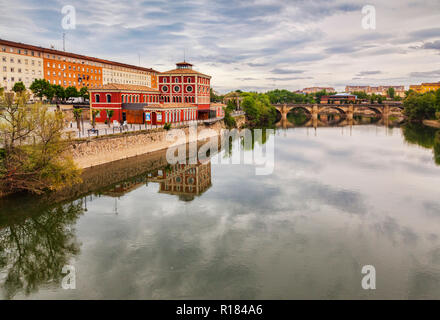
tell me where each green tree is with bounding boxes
[29,79,52,100]
[65,86,79,99]
[403,91,437,121]
[79,87,89,100]
[377,95,383,104]
[241,93,276,127]
[352,91,368,100]
[12,81,26,94]
[0,91,81,195]
[223,108,236,128]
[52,85,65,102]
[387,87,395,99]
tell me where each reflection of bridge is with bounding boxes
[274,103,404,129]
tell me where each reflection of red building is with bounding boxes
[159,62,211,119]
[102,162,212,200]
[89,84,197,125]
[149,162,212,201]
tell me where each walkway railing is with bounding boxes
[70,118,226,139]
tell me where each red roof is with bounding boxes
[89,83,159,92]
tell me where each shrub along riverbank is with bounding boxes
[0,91,81,197]
[239,92,277,127]
[403,89,440,122]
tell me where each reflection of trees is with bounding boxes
[434,132,440,165]
[402,123,440,165]
[0,199,83,299]
[287,110,308,125]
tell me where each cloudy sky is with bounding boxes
[0,0,439,93]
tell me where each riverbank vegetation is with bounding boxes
[240,92,277,127]
[223,101,237,128]
[0,91,81,196]
[403,89,440,122]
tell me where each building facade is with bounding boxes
[302,87,335,94]
[89,83,197,125]
[345,85,405,98]
[409,82,440,93]
[0,39,158,91]
[159,62,211,118]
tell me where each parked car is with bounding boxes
[66,97,89,104]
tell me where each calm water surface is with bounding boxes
[1,124,440,299]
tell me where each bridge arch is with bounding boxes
[318,106,347,115]
[287,105,312,115]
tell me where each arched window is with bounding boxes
[106,94,111,103]
[95,94,100,103]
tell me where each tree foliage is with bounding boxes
[29,79,52,100]
[403,90,439,121]
[65,86,79,99]
[387,87,395,99]
[12,82,26,93]
[0,91,81,195]
[241,92,277,127]
[79,87,89,100]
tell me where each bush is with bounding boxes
[403,92,437,121]
[223,109,236,128]
[164,123,172,130]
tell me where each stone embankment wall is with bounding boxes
[70,121,225,169]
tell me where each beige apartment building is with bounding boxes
[0,38,158,93]
[302,87,335,94]
[345,85,405,98]
[0,48,44,91]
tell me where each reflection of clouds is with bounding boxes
[11,125,440,299]
[372,217,419,246]
[424,202,440,218]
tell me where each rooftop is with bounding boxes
[90,83,159,92]
[161,61,211,78]
[0,38,158,73]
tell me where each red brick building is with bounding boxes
[89,83,197,125]
[159,62,212,119]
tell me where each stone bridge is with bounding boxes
[274,103,404,122]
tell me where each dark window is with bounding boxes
[106,94,111,103]
[95,94,100,103]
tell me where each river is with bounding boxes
[0,122,439,299]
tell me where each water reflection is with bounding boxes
[0,124,440,299]
[103,162,212,201]
[402,123,440,165]
[0,199,83,299]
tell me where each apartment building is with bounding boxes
[302,87,335,94]
[345,85,405,98]
[0,38,158,91]
[409,82,440,94]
